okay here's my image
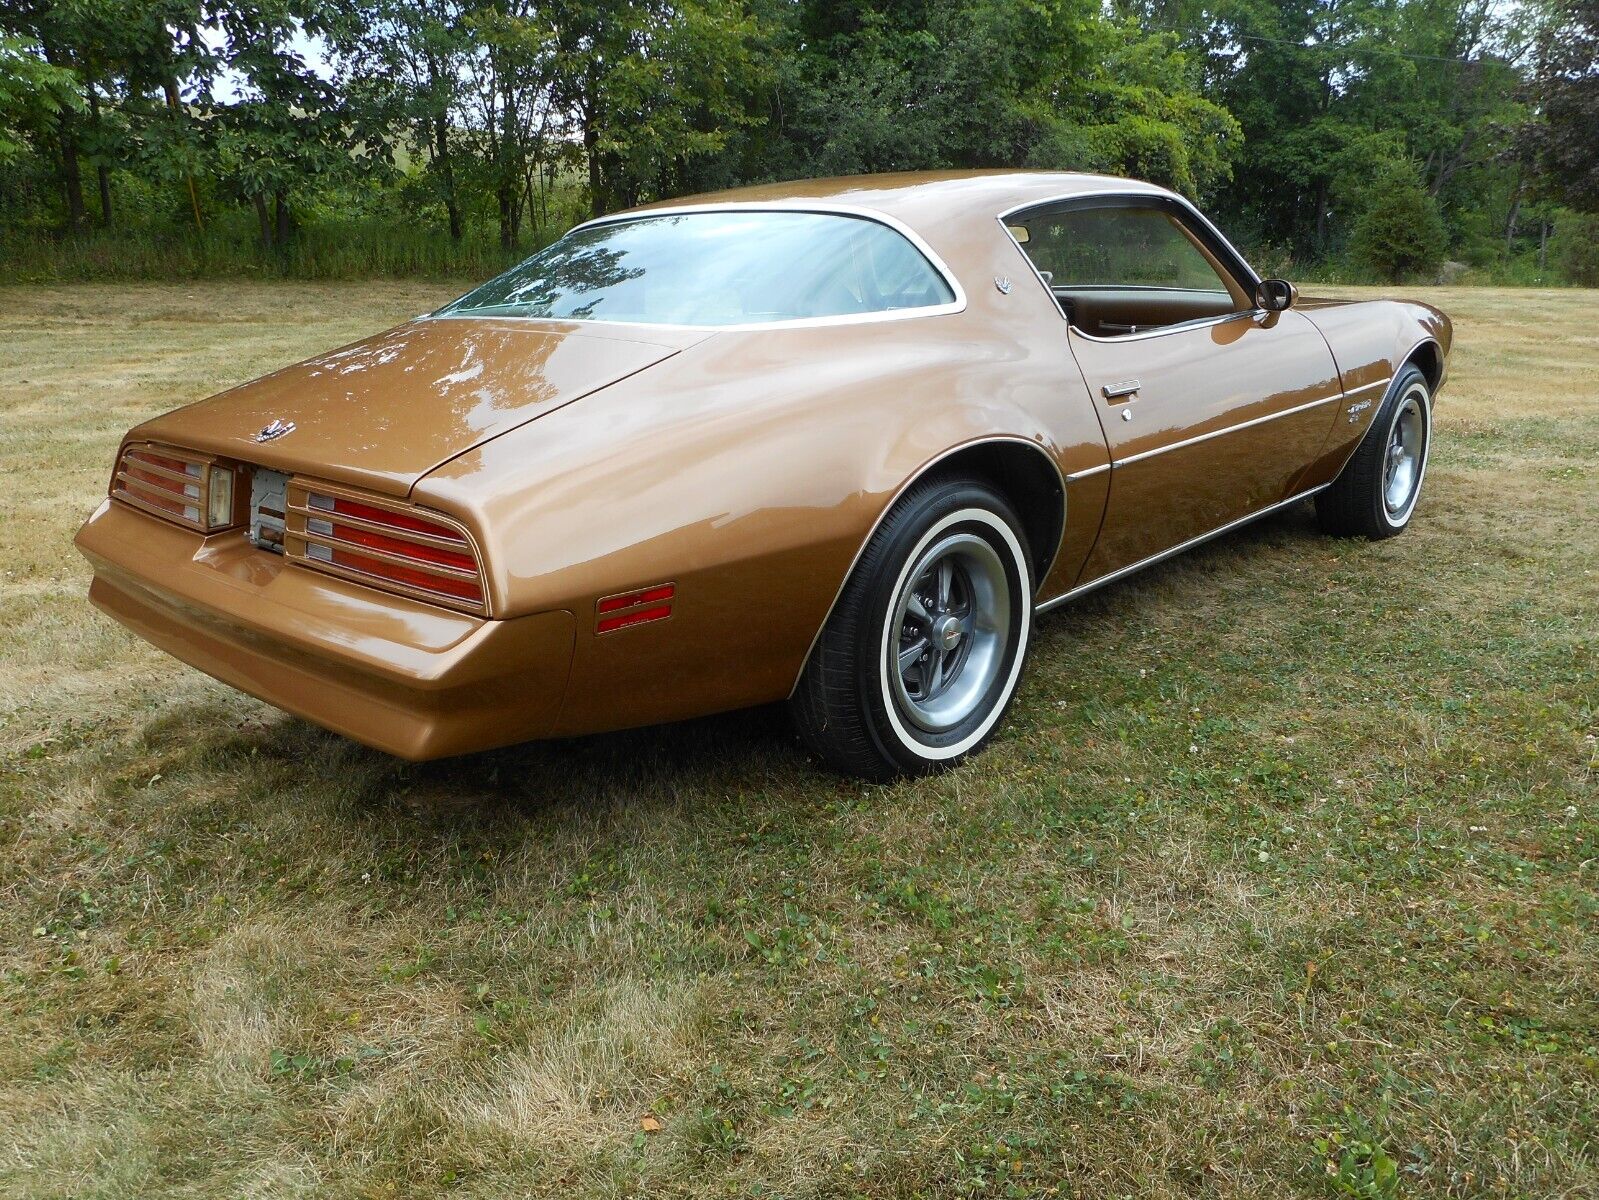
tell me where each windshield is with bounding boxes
[435,210,957,327]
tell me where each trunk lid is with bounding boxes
[131,317,703,496]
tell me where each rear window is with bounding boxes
[435,210,957,327]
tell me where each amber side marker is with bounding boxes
[596,583,676,633]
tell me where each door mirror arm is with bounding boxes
[1254,278,1298,312]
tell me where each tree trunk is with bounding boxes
[96,164,112,227]
[433,114,462,241]
[1313,180,1329,253]
[1538,221,1549,272]
[494,62,518,250]
[585,121,603,218]
[88,89,112,227]
[163,79,204,231]
[39,40,86,232]
[1503,183,1522,253]
[498,181,516,250]
[253,194,273,250]
[59,123,87,233]
[274,192,291,246]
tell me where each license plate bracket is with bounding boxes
[249,467,291,552]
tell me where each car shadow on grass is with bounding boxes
[1032,497,1329,633]
[213,500,1332,822]
[232,697,813,822]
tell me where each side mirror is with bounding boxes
[1254,278,1297,312]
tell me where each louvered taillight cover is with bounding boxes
[283,479,488,615]
[112,443,230,531]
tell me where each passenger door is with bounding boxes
[1009,199,1343,582]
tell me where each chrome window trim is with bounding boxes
[438,202,969,333]
[1035,482,1332,613]
[1066,310,1264,344]
[995,189,1266,342]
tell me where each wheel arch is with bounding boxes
[789,435,1065,696]
[1402,337,1444,392]
[924,439,1066,584]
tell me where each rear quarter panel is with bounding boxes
[417,256,1110,736]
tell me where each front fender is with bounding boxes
[1294,298,1450,490]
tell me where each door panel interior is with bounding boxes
[1051,286,1236,336]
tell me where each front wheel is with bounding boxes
[1317,364,1433,539]
[790,477,1033,780]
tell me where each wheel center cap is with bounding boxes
[934,615,963,652]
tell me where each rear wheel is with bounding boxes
[790,477,1033,780]
[1317,364,1432,539]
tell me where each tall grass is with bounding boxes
[0,217,558,283]
[4,214,1588,287]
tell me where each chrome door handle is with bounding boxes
[1102,380,1140,400]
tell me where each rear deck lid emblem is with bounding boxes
[255,419,296,443]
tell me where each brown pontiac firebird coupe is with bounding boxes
[76,171,1450,778]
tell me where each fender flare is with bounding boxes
[787,434,1066,695]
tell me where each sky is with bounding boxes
[201,24,334,102]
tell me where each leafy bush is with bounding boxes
[1556,212,1599,286]
[1348,168,1449,282]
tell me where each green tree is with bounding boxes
[214,1,361,249]
[333,0,477,240]
[0,35,82,164]
[0,0,99,229]
[1555,211,1599,283]
[1132,0,1534,265]
[1525,0,1599,212]
[545,0,769,218]
[756,1,1238,196]
[117,0,218,233]
[1349,165,1450,279]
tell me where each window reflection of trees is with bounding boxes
[448,232,645,318]
[439,213,953,325]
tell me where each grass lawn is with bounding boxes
[0,282,1594,1199]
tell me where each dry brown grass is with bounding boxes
[0,283,1595,1198]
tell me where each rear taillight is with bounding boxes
[112,443,235,531]
[284,482,487,614]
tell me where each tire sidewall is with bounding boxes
[1372,368,1432,533]
[856,483,1032,771]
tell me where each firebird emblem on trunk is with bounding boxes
[254,419,296,443]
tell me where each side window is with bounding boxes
[1009,204,1250,336]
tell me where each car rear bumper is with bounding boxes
[75,499,575,759]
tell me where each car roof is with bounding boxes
[619,170,1175,239]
